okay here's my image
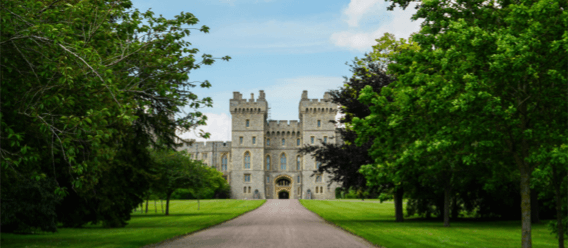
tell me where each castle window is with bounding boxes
[297,175,300,183]
[244,187,247,193]
[282,139,285,146]
[252,136,256,144]
[280,154,287,170]
[244,152,251,169]
[248,186,251,193]
[311,136,314,144]
[297,138,300,146]
[267,176,270,183]
[240,137,243,144]
[266,156,271,170]
[316,187,319,193]
[246,119,250,127]
[203,153,207,159]
[324,136,327,144]
[320,186,323,193]
[317,120,321,127]
[244,174,251,182]
[267,138,270,146]
[222,155,228,171]
[223,175,228,181]
[316,162,321,169]
[316,175,322,183]
[297,156,301,170]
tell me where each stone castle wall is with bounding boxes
[178,90,340,200]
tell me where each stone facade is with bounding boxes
[177,90,340,199]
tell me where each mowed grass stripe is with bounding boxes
[300,199,559,248]
[2,199,265,248]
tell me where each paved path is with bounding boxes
[154,199,376,248]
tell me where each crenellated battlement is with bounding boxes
[264,120,301,136]
[230,90,268,114]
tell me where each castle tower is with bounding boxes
[299,91,339,199]
[229,91,268,199]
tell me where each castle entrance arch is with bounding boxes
[274,175,292,199]
[278,190,290,199]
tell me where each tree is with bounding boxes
[1,0,229,231]
[533,145,568,247]
[150,149,208,215]
[356,0,567,246]
[298,53,392,202]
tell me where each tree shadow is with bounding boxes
[131,213,233,218]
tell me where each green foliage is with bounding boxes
[1,0,229,231]
[353,0,567,243]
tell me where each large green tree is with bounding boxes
[1,0,229,231]
[354,0,567,247]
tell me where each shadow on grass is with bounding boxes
[330,217,545,228]
[130,212,234,218]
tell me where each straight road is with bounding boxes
[153,199,376,248]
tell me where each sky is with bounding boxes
[130,0,423,142]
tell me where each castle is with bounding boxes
[177,90,340,199]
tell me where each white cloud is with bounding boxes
[331,2,423,52]
[178,113,232,142]
[343,0,382,27]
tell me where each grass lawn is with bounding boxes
[1,199,265,248]
[300,199,561,248]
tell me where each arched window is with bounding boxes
[266,156,271,170]
[244,187,247,193]
[244,152,251,169]
[297,156,301,170]
[222,155,228,171]
[316,161,321,169]
[267,138,270,146]
[280,154,286,170]
[316,187,319,193]
[282,138,285,146]
[248,186,251,193]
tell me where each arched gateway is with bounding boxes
[278,190,289,199]
[274,175,292,199]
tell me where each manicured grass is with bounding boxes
[301,199,561,248]
[1,199,265,248]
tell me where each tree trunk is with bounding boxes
[451,195,459,219]
[165,192,172,216]
[531,189,540,224]
[394,187,404,222]
[552,165,565,248]
[520,165,532,248]
[444,185,451,227]
[145,195,149,214]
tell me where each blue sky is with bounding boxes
[130,0,422,141]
